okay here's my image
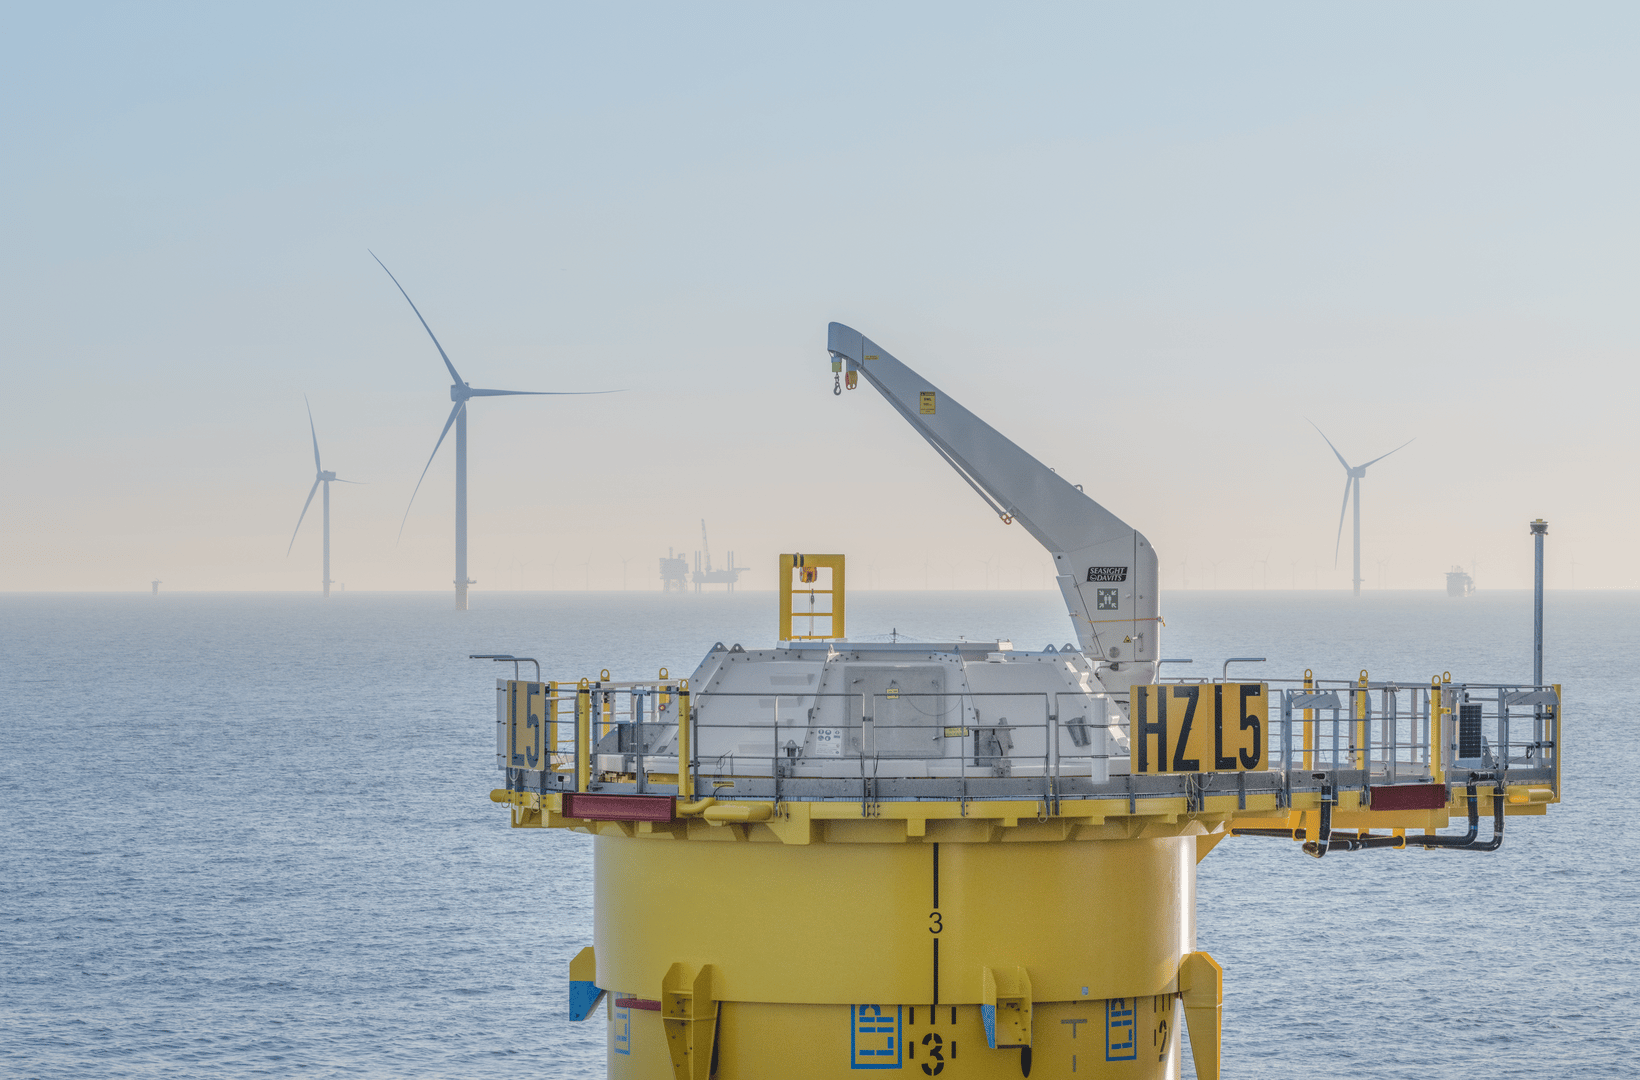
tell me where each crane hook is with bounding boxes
[833,373,841,396]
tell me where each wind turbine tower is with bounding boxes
[288,397,358,597]
[373,253,618,610]
[1312,422,1412,597]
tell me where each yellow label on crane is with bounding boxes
[1131,684,1267,773]
[919,391,936,415]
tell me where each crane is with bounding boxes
[828,321,1160,695]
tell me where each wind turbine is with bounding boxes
[1311,422,1413,597]
[372,252,619,610]
[288,396,359,597]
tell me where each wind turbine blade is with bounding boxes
[370,251,466,387]
[287,478,322,556]
[1360,438,1415,471]
[398,401,463,542]
[1333,477,1352,567]
[305,395,322,472]
[464,387,625,397]
[1309,420,1354,472]
[331,478,366,484]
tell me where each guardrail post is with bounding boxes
[1355,670,1369,772]
[1302,669,1314,771]
[576,679,592,792]
[1280,691,1292,806]
[678,682,693,800]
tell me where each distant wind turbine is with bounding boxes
[1311,422,1413,597]
[288,396,360,597]
[372,252,620,610]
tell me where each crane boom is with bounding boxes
[828,321,1159,693]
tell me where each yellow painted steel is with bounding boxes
[505,680,545,771]
[677,682,692,800]
[591,830,1201,1079]
[779,553,846,641]
[498,657,1562,1078]
[1131,684,1267,773]
[1430,676,1444,783]
[612,998,1185,1079]
[1301,668,1314,771]
[1355,669,1369,770]
[576,679,592,792]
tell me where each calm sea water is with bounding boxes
[2,590,1634,1078]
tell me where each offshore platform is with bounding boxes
[692,520,747,592]
[660,549,690,593]
[486,324,1563,1079]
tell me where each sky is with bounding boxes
[3,3,1636,594]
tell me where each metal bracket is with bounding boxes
[661,962,721,1080]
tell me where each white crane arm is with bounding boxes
[828,322,1159,693]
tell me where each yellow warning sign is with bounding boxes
[1131,683,1267,773]
[919,391,936,415]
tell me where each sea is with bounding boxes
[2,589,1635,1079]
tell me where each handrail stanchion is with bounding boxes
[678,681,692,800]
[634,688,647,794]
[1281,690,1292,806]
[1302,669,1314,771]
[1045,694,1056,816]
[576,679,592,792]
[547,681,559,771]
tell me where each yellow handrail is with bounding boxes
[577,678,592,792]
[678,680,692,800]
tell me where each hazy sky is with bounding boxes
[3,4,1635,594]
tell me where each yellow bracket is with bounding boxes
[661,962,721,1080]
[980,965,1033,1048]
[1179,951,1223,1080]
[701,802,774,826]
[779,553,846,641]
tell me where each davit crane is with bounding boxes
[483,322,1565,1080]
[827,322,1159,696]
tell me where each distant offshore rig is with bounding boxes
[661,520,748,592]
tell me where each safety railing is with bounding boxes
[496,675,1560,808]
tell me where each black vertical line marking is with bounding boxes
[932,938,939,1006]
[932,842,939,908]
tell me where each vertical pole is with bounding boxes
[455,404,469,610]
[583,685,596,793]
[547,681,559,769]
[322,480,331,598]
[1531,519,1547,685]
[1352,475,1362,597]
[678,684,692,800]
[1301,669,1314,771]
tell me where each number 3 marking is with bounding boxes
[928,911,943,934]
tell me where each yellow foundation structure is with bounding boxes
[503,789,1231,1079]
[489,642,1560,1077]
